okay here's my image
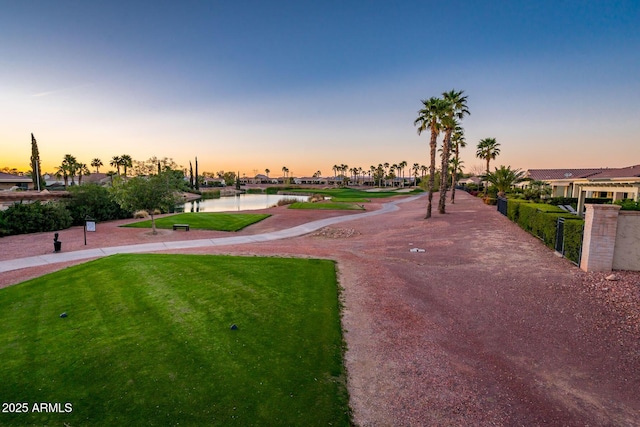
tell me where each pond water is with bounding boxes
[175,193,309,213]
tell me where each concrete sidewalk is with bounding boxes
[0,193,422,273]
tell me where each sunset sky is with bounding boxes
[1,1,638,177]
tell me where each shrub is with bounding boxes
[563,219,585,264]
[506,198,530,222]
[614,199,640,211]
[483,197,497,205]
[245,188,264,194]
[276,197,302,206]
[66,183,131,225]
[504,198,583,263]
[133,210,150,219]
[1,200,72,236]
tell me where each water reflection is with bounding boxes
[176,194,309,213]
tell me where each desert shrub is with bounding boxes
[483,197,497,205]
[200,190,221,199]
[66,183,131,225]
[2,200,72,236]
[276,197,302,206]
[133,210,150,219]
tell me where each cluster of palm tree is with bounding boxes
[109,154,133,176]
[414,89,470,218]
[56,154,91,188]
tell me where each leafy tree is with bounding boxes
[476,137,501,196]
[30,133,44,191]
[66,183,131,225]
[484,165,524,196]
[414,97,447,218]
[110,173,182,234]
[216,171,236,186]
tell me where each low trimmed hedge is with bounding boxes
[503,199,584,264]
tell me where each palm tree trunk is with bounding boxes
[438,131,452,214]
[426,129,438,219]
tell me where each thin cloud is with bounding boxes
[32,83,93,97]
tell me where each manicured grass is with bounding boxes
[0,254,350,426]
[330,197,370,203]
[122,212,270,231]
[289,188,401,199]
[288,202,365,210]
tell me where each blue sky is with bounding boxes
[1,1,638,176]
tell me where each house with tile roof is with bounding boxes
[525,165,640,213]
[0,172,33,190]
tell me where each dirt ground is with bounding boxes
[1,192,639,426]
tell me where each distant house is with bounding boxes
[458,176,481,186]
[0,172,33,190]
[526,165,640,213]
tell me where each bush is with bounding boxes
[614,199,640,211]
[563,219,585,264]
[276,197,302,206]
[506,198,530,222]
[245,188,264,194]
[66,184,131,225]
[504,199,584,263]
[1,201,72,236]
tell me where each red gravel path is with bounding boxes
[1,192,639,426]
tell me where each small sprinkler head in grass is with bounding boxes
[230,324,238,330]
[60,312,68,318]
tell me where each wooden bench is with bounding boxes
[172,224,190,231]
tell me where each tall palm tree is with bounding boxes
[77,163,91,185]
[281,166,289,184]
[63,154,78,186]
[91,158,103,173]
[412,163,420,187]
[110,156,122,175]
[120,154,133,177]
[439,89,470,214]
[398,160,407,187]
[265,168,270,178]
[414,97,448,218]
[450,125,466,204]
[476,137,501,196]
[369,165,375,186]
[55,164,69,189]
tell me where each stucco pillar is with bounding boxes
[580,204,622,272]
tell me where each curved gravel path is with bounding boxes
[2,191,639,426]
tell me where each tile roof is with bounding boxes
[525,169,604,180]
[0,172,32,182]
[587,164,640,179]
[526,165,640,181]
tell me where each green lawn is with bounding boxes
[0,254,351,426]
[288,188,404,199]
[122,212,270,231]
[289,202,365,210]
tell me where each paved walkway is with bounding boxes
[0,193,421,273]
